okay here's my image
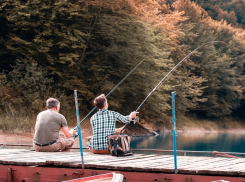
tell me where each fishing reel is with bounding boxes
[73,133,79,139]
[133,116,139,124]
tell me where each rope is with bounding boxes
[213,151,240,158]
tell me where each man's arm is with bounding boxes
[115,111,139,123]
[61,126,76,137]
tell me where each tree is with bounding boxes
[172,0,245,117]
[0,1,14,71]
[0,60,53,115]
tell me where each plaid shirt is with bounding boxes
[88,109,130,150]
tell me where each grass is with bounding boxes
[176,115,245,131]
[65,113,92,129]
[0,115,35,133]
[0,112,93,134]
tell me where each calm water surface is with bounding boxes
[131,131,245,156]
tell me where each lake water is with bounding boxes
[1,131,245,157]
[130,131,245,157]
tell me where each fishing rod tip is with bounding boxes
[220,41,226,44]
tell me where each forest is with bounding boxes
[0,0,245,130]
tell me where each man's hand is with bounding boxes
[115,127,124,134]
[70,128,77,135]
[62,127,77,138]
[129,111,139,121]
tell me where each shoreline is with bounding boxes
[0,127,245,148]
[1,127,245,141]
[1,114,244,138]
[178,129,245,134]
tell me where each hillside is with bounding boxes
[0,0,244,131]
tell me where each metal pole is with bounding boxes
[172,91,177,173]
[74,90,84,169]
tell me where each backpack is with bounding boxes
[108,133,134,156]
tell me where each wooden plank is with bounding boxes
[0,150,47,166]
[69,155,173,170]
[49,153,124,167]
[177,157,236,169]
[90,155,170,165]
[88,155,175,172]
[182,158,242,171]
[1,149,245,176]
[178,158,244,175]
[211,159,245,176]
[174,157,242,175]
[69,154,159,168]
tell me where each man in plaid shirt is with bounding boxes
[88,94,138,154]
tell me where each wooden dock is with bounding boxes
[1,149,245,182]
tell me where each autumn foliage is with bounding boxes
[0,0,245,128]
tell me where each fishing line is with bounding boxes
[121,41,226,132]
[73,59,145,138]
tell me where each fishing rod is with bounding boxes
[73,59,145,137]
[121,41,226,132]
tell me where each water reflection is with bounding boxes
[130,131,245,156]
